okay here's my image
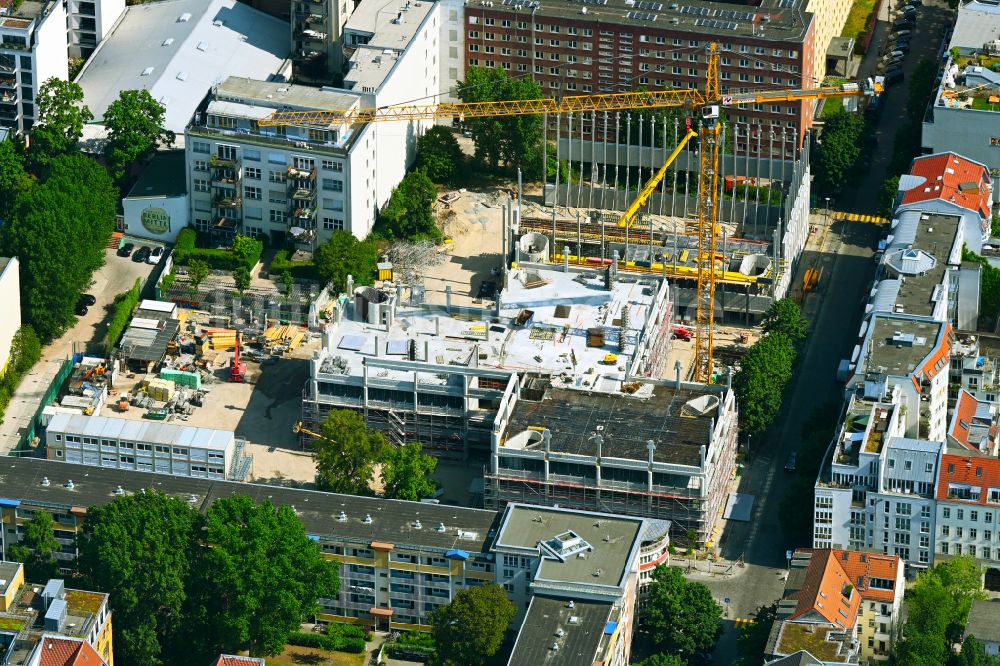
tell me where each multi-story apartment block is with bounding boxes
[186,79,374,243]
[290,0,354,83]
[950,346,1000,405]
[948,389,999,456]
[486,379,738,546]
[463,0,816,154]
[64,0,123,59]
[302,265,674,456]
[0,257,20,378]
[0,563,114,666]
[765,549,905,664]
[0,457,668,642]
[935,453,1000,590]
[0,0,68,134]
[43,414,250,481]
[894,153,993,252]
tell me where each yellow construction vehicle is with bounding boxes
[292,421,323,440]
[261,46,878,383]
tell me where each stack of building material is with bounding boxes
[263,325,305,352]
[159,369,202,390]
[206,328,238,350]
[145,378,176,402]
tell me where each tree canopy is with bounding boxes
[429,584,515,666]
[643,565,722,659]
[761,299,808,345]
[0,153,117,339]
[314,230,378,294]
[374,170,441,241]
[813,111,865,197]
[0,138,30,221]
[183,495,339,659]
[456,66,543,173]
[381,443,438,501]
[892,556,986,666]
[7,511,60,581]
[733,331,797,436]
[29,78,93,165]
[312,409,388,495]
[103,89,174,184]
[76,491,201,666]
[634,655,688,666]
[733,602,778,666]
[416,126,464,185]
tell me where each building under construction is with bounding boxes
[485,378,738,546]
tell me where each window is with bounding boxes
[269,210,288,223]
[192,141,210,154]
[957,527,964,538]
[244,186,261,200]
[942,526,951,536]
[193,160,208,172]
[943,507,951,519]
[193,179,209,193]
[942,542,950,554]
[268,170,286,183]
[322,217,344,231]
[244,167,261,180]
[322,179,343,192]
[972,510,980,522]
[959,509,965,520]
[972,528,979,540]
[243,149,261,161]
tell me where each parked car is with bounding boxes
[146,246,164,265]
[893,29,912,38]
[74,303,89,316]
[78,294,96,306]
[885,68,905,84]
[133,246,151,263]
[117,242,135,257]
[784,452,798,473]
[893,16,914,27]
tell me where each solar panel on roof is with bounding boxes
[626,10,657,20]
[634,1,662,9]
[386,340,408,355]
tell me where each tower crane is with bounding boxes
[261,44,879,383]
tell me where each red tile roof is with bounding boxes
[829,550,901,604]
[210,656,265,666]
[38,638,106,666]
[937,453,1000,504]
[951,389,981,452]
[900,153,991,221]
[786,550,861,628]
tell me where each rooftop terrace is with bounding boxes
[773,622,854,663]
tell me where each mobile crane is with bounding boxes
[261,43,879,383]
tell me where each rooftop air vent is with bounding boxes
[338,511,347,521]
[65,480,74,490]
[363,514,373,524]
[41,477,49,487]
[178,12,191,21]
[141,67,154,76]
[414,520,422,529]
[114,486,124,495]
[162,38,174,46]
[437,522,446,532]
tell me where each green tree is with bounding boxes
[9,325,41,376]
[813,111,865,196]
[231,233,263,269]
[7,511,60,581]
[733,602,778,666]
[375,170,441,241]
[281,270,294,300]
[183,495,339,659]
[314,230,378,293]
[643,565,722,658]
[456,66,543,173]
[733,332,797,436]
[429,584,515,666]
[761,299,808,344]
[0,153,116,339]
[953,636,1000,666]
[312,409,387,495]
[29,78,93,165]
[879,174,901,217]
[381,443,438,501]
[232,266,251,295]
[635,655,687,666]
[0,138,30,220]
[103,89,175,183]
[76,491,200,666]
[416,126,464,185]
[187,259,209,296]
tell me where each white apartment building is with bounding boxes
[186,79,373,243]
[935,453,1000,590]
[64,0,123,59]
[0,257,20,378]
[0,0,68,134]
[44,413,246,481]
[437,0,464,102]
[290,0,355,82]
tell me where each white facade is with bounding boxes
[0,257,20,378]
[937,500,1000,566]
[0,0,69,134]
[121,151,189,242]
[45,413,235,480]
[65,0,124,58]
[437,0,465,102]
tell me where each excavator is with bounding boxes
[260,43,880,382]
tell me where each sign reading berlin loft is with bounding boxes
[141,207,171,235]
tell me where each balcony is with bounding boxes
[290,186,316,203]
[293,49,324,62]
[287,165,315,180]
[211,165,241,185]
[213,195,241,208]
[291,206,316,221]
[211,217,239,235]
[0,61,14,74]
[0,75,14,89]
[209,155,239,168]
[0,90,14,104]
[294,27,328,41]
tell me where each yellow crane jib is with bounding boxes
[616,128,698,229]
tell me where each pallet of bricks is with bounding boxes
[262,325,304,355]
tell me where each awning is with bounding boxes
[0,499,19,508]
[371,541,394,552]
[370,607,394,617]
[445,549,469,560]
[307,535,320,542]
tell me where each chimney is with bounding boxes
[347,274,354,295]
[445,285,452,313]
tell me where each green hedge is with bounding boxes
[286,629,366,653]
[270,250,320,281]
[287,632,326,649]
[173,228,263,271]
[0,326,42,423]
[104,278,142,354]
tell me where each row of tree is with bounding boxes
[11,492,337,665]
[311,409,439,501]
[733,299,809,437]
[0,79,171,341]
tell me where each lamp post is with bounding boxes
[824,196,831,227]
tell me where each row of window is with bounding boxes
[53,435,223,459]
[940,525,999,541]
[191,143,344,172]
[940,543,996,560]
[942,506,997,522]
